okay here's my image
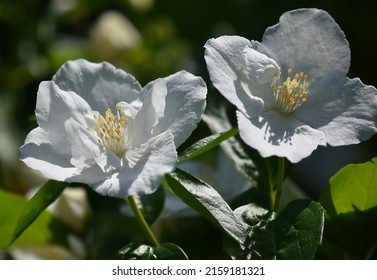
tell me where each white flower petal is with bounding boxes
[258,8,350,98]
[205,36,264,119]
[35,81,116,170]
[35,81,93,155]
[243,46,280,84]
[21,80,121,183]
[20,80,95,179]
[20,127,80,181]
[237,111,326,163]
[296,77,377,146]
[70,165,108,185]
[52,59,144,113]
[129,79,168,146]
[138,71,207,147]
[92,131,177,197]
[90,172,120,197]
[65,118,120,173]
[116,101,138,120]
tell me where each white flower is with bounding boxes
[20,59,207,198]
[204,8,377,163]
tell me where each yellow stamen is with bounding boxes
[271,68,309,113]
[94,106,128,156]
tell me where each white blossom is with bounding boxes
[205,8,377,163]
[20,59,207,197]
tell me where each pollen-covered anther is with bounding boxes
[94,106,128,156]
[271,68,309,113]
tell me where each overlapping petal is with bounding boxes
[93,131,177,197]
[52,59,144,113]
[35,81,93,155]
[128,79,168,147]
[20,127,80,181]
[205,36,264,119]
[140,71,208,147]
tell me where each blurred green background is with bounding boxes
[1,0,377,259]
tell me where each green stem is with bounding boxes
[269,171,276,212]
[127,195,159,247]
[270,157,286,211]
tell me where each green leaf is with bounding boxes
[153,243,189,260]
[115,242,188,260]
[320,157,377,217]
[0,189,67,249]
[275,200,325,259]
[319,158,377,259]
[232,203,276,259]
[234,199,325,259]
[178,128,238,163]
[163,168,246,245]
[8,180,67,246]
[115,243,156,260]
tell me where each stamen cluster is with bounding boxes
[94,105,129,156]
[271,68,309,113]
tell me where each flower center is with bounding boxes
[271,68,309,113]
[94,103,129,156]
